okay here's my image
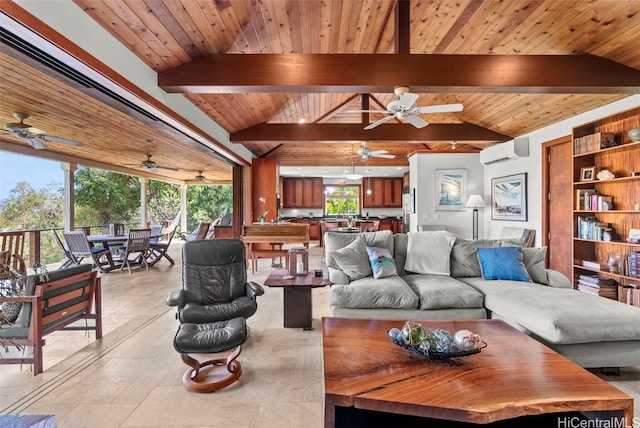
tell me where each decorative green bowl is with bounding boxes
[630,128,640,142]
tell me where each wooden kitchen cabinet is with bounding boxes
[363,177,403,208]
[282,177,323,208]
[290,219,321,240]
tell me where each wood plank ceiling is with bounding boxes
[2,0,640,181]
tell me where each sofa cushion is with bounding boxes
[450,238,526,278]
[459,277,640,344]
[402,274,484,309]
[329,276,419,309]
[477,246,531,282]
[366,246,397,279]
[330,237,371,281]
[404,231,456,275]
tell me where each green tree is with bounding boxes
[185,185,232,232]
[74,167,140,224]
[0,181,64,264]
[148,180,180,229]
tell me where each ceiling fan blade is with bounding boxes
[398,92,419,109]
[155,164,179,171]
[26,137,47,150]
[367,149,389,156]
[346,109,389,114]
[415,103,464,114]
[364,114,397,130]
[373,154,396,159]
[403,114,429,129]
[39,134,84,147]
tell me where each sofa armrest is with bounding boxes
[246,281,265,299]
[328,267,350,285]
[546,269,572,288]
[166,289,185,307]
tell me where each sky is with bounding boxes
[0,151,64,201]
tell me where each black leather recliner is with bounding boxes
[166,239,264,323]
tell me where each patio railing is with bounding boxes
[1,224,139,269]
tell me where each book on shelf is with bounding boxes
[576,216,613,240]
[581,260,605,270]
[577,275,617,299]
[630,251,639,278]
[578,274,616,285]
[573,132,616,154]
[575,189,593,210]
[598,195,613,211]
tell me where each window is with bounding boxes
[324,185,360,216]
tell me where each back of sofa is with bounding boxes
[394,233,527,277]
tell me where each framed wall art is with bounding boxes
[491,173,528,221]
[435,169,467,211]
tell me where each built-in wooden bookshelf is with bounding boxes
[572,107,640,305]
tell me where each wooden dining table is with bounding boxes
[86,233,162,270]
[86,233,163,247]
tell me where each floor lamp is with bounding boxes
[465,194,486,240]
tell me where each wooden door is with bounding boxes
[542,135,574,281]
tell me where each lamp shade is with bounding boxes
[466,194,486,209]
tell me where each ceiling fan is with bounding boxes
[193,171,214,183]
[348,86,463,130]
[2,111,84,150]
[357,142,396,162]
[124,154,178,172]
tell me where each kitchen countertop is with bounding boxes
[283,217,402,221]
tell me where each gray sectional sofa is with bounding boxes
[324,230,640,368]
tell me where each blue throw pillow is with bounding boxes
[476,246,531,282]
[366,246,397,279]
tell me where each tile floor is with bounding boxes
[1,240,640,427]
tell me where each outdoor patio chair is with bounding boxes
[0,231,27,279]
[51,229,75,269]
[63,231,114,273]
[180,222,211,241]
[118,228,151,273]
[148,226,176,266]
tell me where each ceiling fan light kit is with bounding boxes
[343,161,363,180]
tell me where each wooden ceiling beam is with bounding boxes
[230,123,511,143]
[159,54,640,94]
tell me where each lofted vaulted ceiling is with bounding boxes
[1,0,640,182]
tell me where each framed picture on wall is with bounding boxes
[491,173,528,221]
[435,169,467,211]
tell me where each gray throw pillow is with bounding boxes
[404,231,456,275]
[522,247,549,285]
[330,237,372,281]
[500,242,549,285]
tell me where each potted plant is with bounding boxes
[257,210,269,224]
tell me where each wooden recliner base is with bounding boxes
[180,345,242,393]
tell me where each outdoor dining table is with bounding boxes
[86,233,163,247]
[86,233,163,271]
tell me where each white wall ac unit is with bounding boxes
[479,137,529,165]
